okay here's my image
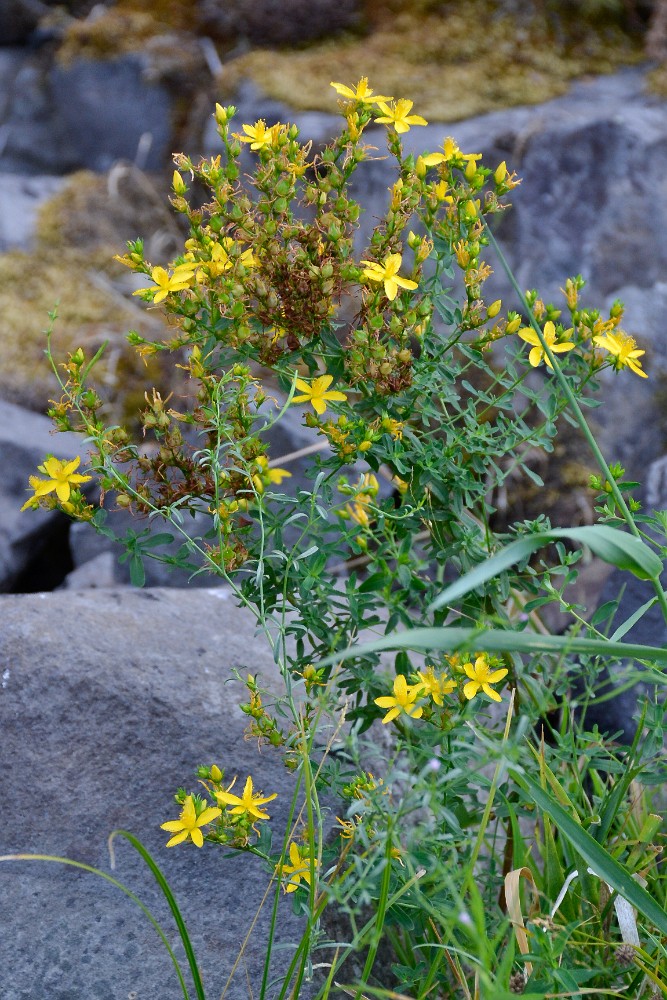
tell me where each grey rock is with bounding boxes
[196,0,362,47]
[0,172,65,250]
[0,49,77,174]
[50,56,174,172]
[0,0,49,45]
[0,587,317,1000]
[60,549,116,589]
[0,398,87,592]
[582,282,667,479]
[575,450,667,742]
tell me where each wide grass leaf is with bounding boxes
[429,525,663,612]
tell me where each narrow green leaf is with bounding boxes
[429,536,542,610]
[129,553,145,588]
[81,339,109,381]
[609,597,658,643]
[590,600,619,628]
[429,525,663,612]
[549,526,663,581]
[109,831,206,1000]
[317,626,667,669]
[140,532,175,549]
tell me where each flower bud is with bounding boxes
[486,299,502,319]
[172,170,186,194]
[494,161,507,184]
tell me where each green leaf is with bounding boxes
[590,600,619,628]
[317,626,667,669]
[509,770,667,937]
[129,554,145,588]
[429,525,663,611]
[109,831,206,1000]
[140,532,175,549]
[550,526,662,581]
[609,597,658,642]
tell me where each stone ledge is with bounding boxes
[0,587,316,1000]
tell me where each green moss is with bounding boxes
[220,1,644,122]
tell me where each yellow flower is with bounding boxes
[160,795,221,848]
[215,775,277,822]
[335,815,357,840]
[361,253,418,301]
[277,841,319,893]
[462,655,508,703]
[593,331,647,378]
[413,667,457,707]
[21,456,91,510]
[255,455,292,488]
[234,120,281,150]
[291,374,347,415]
[343,471,379,526]
[375,674,423,724]
[330,77,392,103]
[206,239,259,277]
[422,137,481,167]
[518,320,575,369]
[374,99,427,133]
[133,264,195,304]
[381,416,404,440]
[433,180,454,204]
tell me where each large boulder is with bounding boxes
[0,47,77,175]
[50,55,174,172]
[0,0,49,45]
[571,452,667,741]
[196,0,363,47]
[0,586,318,1000]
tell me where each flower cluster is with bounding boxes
[161,764,277,849]
[374,653,509,724]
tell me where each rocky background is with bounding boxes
[2,2,667,996]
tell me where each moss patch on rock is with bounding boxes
[0,169,186,422]
[220,1,644,122]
